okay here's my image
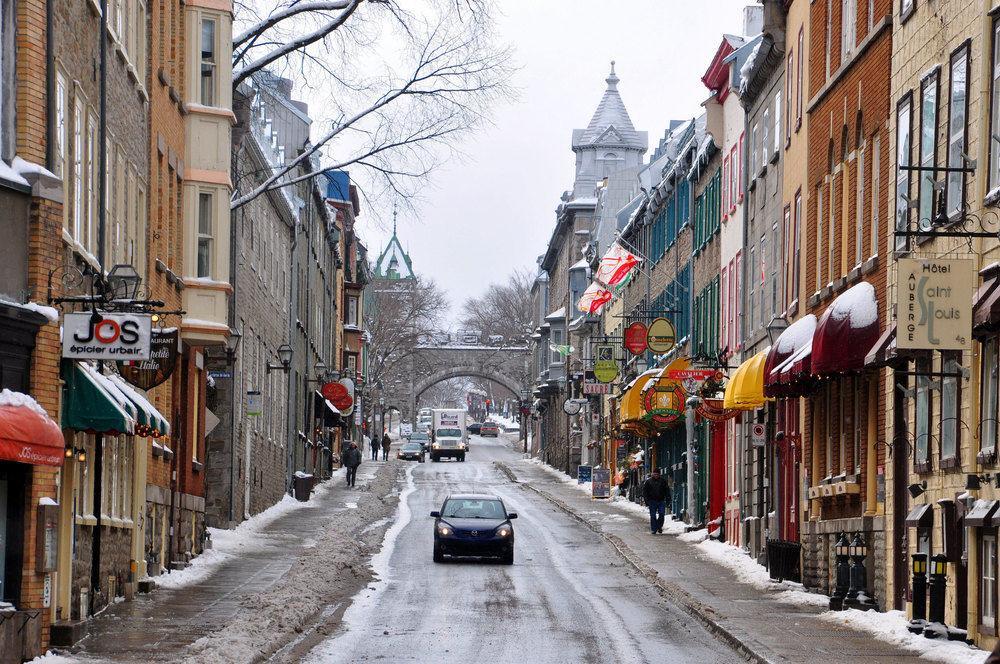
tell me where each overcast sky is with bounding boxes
[355,1,753,320]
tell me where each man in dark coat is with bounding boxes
[381,432,392,461]
[370,435,379,461]
[641,468,671,535]
[343,441,362,487]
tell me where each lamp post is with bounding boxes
[908,553,929,633]
[520,388,530,454]
[925,554,948,636]
[830,532,851,610]
[225,327,242,524]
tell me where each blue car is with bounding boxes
[430,494,517,565]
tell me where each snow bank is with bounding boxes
[820,609,988,664]
[153,473,339,590]
[26,653,78,664]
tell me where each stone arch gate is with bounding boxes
[394,343,530,420]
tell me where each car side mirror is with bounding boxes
[430,511,441,518]
[507,513,517,519]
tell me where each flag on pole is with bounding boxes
[595,242,640,288]
[549,344,574,357]
[577,282,613,315]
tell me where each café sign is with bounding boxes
[897,258,973,351]
[646,317,676,354]
[624,322,648,355]
[593,343,619,383]
[63,312,151,360]
[117,329,178,389]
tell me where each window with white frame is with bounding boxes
[793,191,801,305]
[550,328,564,364]
[773,92,781,155]
[56,71,67,210]
[816,185,824,290]
[896,93,913,251]
[941,351,960,462]
[872,134,881,257]
[748,245,756,332]
[915,356,932,469]
[825,0,833,79]
[841,0,856,59]
[750,124,758,178]
[346,295,359,327]
[761,112,769,170]
[946,44,969,219]
[73,98,84,241]
[856,143,865,264]
[197,192,214,278]
[982,337,999,456]
[983,535,997,629]
[990,17,1000,192]
[87,113,98,254]
[918,70,938,231]
[200,17,217,106]
[796,28,804,125]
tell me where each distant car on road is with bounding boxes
[467,422,482,435]
[502,424,519,434]
[430,494,516,564]
[397,442,425,462]
[409,431,430,451]
[480,422,499,437]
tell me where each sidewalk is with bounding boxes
[500,458,987,664]
[65,459,398,662]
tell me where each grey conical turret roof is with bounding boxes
[573,62,646,151]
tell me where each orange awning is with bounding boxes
[0,391,64,467]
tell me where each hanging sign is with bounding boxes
[593,344,619,383]
[322,380,354,413]
[646,317,676,354]
[63,312,151,360]
[246,391,262,417]
[563,399,582,415]
[642,383,684,425]
[667,369,722,382]
[897,258,974,350]
[117,329,179,389]
[696,398,740,422]
[624,322,648,355]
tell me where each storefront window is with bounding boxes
[854,376,864,476]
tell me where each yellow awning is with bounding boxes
[723,349,770,410]
[620,369,658,423]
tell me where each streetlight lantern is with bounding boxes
[225,328,242,360]
[765,315,789,345]
[107,263,142,300]
[314,360,328,376]
[267,344,294,374]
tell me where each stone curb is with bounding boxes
[495,461,772,664]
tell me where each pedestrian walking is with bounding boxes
[370,435,379,461]
[381,432,391,461]
[343,441,362,487]
[641,468,670,535]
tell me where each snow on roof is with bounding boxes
[0,299,59,323]
[39,497,58,506]
[828,281,878,329]
[0,388,49,417]
[0,159,28,187]
[568,197,598,207]
[545,307,566,321]
[738,39,764,93]
[570,259,589,271]
[774,314,817,354]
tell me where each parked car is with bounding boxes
[409,431,430,451]
[467,422,482,435]
[430,494,516,564]
[480,422,499,437]
[397,442,426,462]
[503,424,519,434]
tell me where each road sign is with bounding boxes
[751,423,765,447]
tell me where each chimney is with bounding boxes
[276,77,294,99]
[762,0,787,51]
[743,4,764,36]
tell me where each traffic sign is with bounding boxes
[751,423,766,447]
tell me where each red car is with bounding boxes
[480,422,499,437]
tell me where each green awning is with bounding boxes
[62,361,135,435]
[108,374,171,437]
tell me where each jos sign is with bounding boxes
[62,312,152,360]
[897,258,974,351]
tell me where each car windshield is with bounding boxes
[436,428,462,438]
[441,499,506,519]
[410,433,428,440]
[403,443,422,451]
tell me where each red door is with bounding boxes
[708,422,726,530]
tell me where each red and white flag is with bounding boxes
[595,243,640,288]
[577,282,613,315]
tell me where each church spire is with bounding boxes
[606,60,618,90]
[392,202,398,237]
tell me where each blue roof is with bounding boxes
[324,171,351,202]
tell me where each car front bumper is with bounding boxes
[436,536,512,557]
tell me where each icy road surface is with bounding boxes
[303,435,742,664]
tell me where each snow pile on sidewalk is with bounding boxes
[153,471,341,590]
[27,653,78,664]
[523,457,685,534]
[821,609,988,664]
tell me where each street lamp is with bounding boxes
[765,315,789,345]
[267,344,294,373]
[225,328,242,362]
[107,263,142,300]
[314,360,328,376]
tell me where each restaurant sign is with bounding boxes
[117,329,179,389]
[593,344,619,383]
[624,322,648,355]
[897,258,973,351]
[642,383,684,425]
[63,312,151,360]
[322,378,355,415]
[646,317,676,354]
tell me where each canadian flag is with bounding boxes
[577,282,613,315]
[595,242,640,288]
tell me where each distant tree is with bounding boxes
[231,0,513,212]
[461,268,534,344]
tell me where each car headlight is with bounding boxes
[496,526,512,538]
[437,524,453,536]
[432,443,441,449]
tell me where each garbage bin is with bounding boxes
[293,472,315,502]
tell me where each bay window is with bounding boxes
[200,18,217,106]
[197,191,214,278]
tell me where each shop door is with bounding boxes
[708,423,725,524]
[0,462,26,606]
